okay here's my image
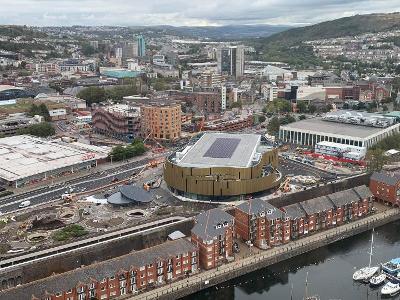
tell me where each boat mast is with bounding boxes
[304,271,309,300]
[369,228,375,268]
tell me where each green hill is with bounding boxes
[251,12,400,68]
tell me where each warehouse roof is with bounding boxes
[280,118,398,139]
[0,135,109,182]
[176,132,262,168]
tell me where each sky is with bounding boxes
[0,0,399,27]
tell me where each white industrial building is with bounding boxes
[315,141,366,160]
[279,111,400,148]
[0,135,109,188]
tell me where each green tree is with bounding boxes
[366,148,387,172]
[267,116,280,136]
[77,87,107,106]
[299,114,306,120]
[18,122,55,137]
[259,115,266,123]
[108,140,147,162]
[230,101,243,109]
[296,101,307,113]
[308,105,317,114]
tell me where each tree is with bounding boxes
[108,140,147,162]
[259,115,266,123]
[267,117,280,136]
[81,43,97,56]
[230,101,242,109]
[382,105,389,112]
[366,148,387,172]
[18,122,55,137]
[77,87,107,106]
[296,101,307,113]
[308,105,317,114]
[299,114,306,120]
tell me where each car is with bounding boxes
[19,200,31,208]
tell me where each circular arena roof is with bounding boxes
[107,185,153,205]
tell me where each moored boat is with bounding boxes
[382,258,400,275]
[381,281,400,296]
[369,273,386,287]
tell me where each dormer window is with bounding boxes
[216,223,222,229]
[259,211,265,217]
[267,209,273,215]
[223,221,228,227]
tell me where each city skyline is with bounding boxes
[0,0,399,27]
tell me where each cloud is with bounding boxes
[0,0,398,26]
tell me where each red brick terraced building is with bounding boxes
[298,195,335,234]
[370,171,400,207]
[0,239,198,300]
[235,198,291,249]
[281,203,307,240]
[191,208,235,270]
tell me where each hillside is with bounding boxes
[251,12,400,67]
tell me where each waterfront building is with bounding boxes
[235,198,291,249]
[299,196,335,233]
[140,102,181,141]
[92,104,141,141]
[191,208,235,270]
[370,171,400,207]
[282,203,307,240]
[0,239,198,299]
[327,185,373,225]
[164,132,280,200]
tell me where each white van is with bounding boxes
[18,200,31,208]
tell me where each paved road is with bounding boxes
[0,156,157,213]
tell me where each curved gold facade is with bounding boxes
[164,148,280,199]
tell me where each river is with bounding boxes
[182,220,400,300]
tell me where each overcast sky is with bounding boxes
[0,0,399,27]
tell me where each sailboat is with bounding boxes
[352,228,379,281]
[304,272,320,300]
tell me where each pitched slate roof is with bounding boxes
[353,185,373,199]
[282,203,306,219]
[192,208,234,242]
[0,239,197,300]
[327,188,360,207]
[371,171,400,186]
[236,198,283,220]
[300,196,333,215]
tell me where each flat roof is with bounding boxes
[0,135,109,182]
[177,132,261,168]
[280,118,397,139]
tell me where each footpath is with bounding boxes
[123,207,400,300]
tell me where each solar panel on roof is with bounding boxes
[203,138,240,158]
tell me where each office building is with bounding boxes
[217,46,244,78]
[137,35,146,57]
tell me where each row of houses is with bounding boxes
[0,185,373,300]
[0,239,198,300]
[191,185,373,270]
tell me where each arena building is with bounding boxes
[0,135,109,188]
[164,132,280,201]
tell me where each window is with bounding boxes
[67,289,72,294]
